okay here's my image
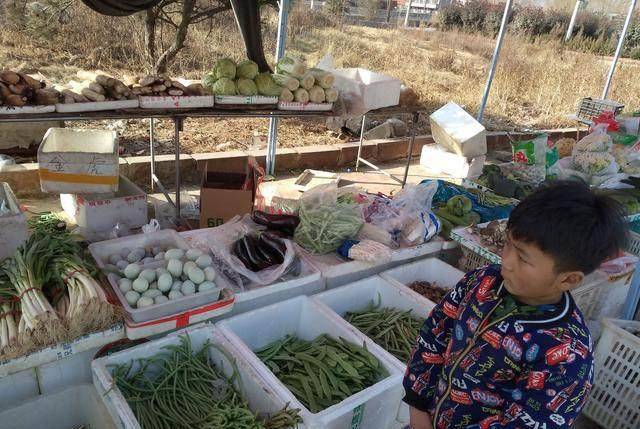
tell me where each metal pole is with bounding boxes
[149,118,156,190]
[174,118,182,220]
[266,0,290,176]
[355,115,367,172]
[403,112,419,187]
[602,0,638,99]
[404,0,412,27]
[477,0,513,123]
[565,0,583,42]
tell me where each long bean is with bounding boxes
[256,334,387,413]
[345,300,422,362]
[111,336,301,429]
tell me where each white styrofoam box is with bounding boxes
[380,257,464,307]
[0,368,39,412]
[61,175,148,241]
[88,229,189,270]
[214,95,278,105]
[0,105,55,115]
[0,384,116,429]
[0,182,28,261]
[92,324,303,429]
[38,127,119,193]
[122,292,235,339]
[0,324,124,378]
[312,276,433,370]
[583,318,640,429]
[55,99,139,113]
[420,145,486,179]
[36,348,97,394]
[430,102,487,158]
[217,296,404,429]
[331,68,401,111]
[305,238,446,290]
[139,95,214,109]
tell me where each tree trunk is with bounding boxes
[144,9,157,70]
[153,0,196,74]
[385,0,392,23]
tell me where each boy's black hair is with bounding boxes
[507,180,628,274]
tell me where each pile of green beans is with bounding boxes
[111,336,302,429]
[345,301,422,362]
[256,334,387,413]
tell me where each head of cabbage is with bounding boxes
[210,78,237,96]
[213,58,237,80]
[255,72,282,97]
[237,78,258,96]
[236,60,259,80]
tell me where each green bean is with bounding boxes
[344,300,422,362]
[110,335,301,429]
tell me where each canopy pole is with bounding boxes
[477,0,513,123]
[565,0,584,42]
[266,0,290,176]
[602,0,638,99]
[404,0,412,27]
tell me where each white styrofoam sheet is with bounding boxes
[305,238,447,289]
[139,95,213,109]
[278,101,333,111]
[55,99,139,113]
[0,105,55,115]
[217,296,404,429]
[0,368,39,412]
[214,95,278,105]
[1,384,116,429]
[0,324,124,378]
[92,324,303,429]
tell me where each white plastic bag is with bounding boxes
[189,215,297,286]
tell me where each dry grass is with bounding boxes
[1,6,640,155]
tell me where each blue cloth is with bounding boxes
[403,265,594,429]
[422,179,515,223]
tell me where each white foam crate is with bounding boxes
[92,324,303,429]
[380,257,464,307]
[181,229,325,316]
[0,384,115,429]
[313,276,434,425]
[139,95,213,109]
[217,295,404,429]
[306,238,447,290]
[55,99,139,113]
[214,95,278,105]
[583,318,640,429]
[38,127,119,194]
[0,182,28,261]
[0,105,55,115]
[330,68,401,111]
[0,368,39,411]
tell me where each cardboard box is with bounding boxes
[199,157,261,228]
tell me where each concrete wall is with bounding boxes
[0,122,63,151]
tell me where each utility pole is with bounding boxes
[565,0,584,42]
[404,0,412,27]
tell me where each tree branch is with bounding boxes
[191,5,231,23]
[154,0,196,74]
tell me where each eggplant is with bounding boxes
[260,232,287,263]
[257,234,284,265]
[243,235,271,272]
[233,238,258,271]
[252,211,300,236]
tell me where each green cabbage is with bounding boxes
[210,78,237,95]
[203,72,217,90]
[237,60,259,80]
[275,56,306,78]
[280,88,294,102]
[254,73,282,97]
[237,78,258,96]
[213,58,237,80]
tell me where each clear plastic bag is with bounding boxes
[294,183,364,254]
[366,181,440,247]
[189,215,297,286]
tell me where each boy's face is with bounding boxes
[501,233,584,305]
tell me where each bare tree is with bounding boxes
[144,0,232,74]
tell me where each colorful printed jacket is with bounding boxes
[403,265,594,429]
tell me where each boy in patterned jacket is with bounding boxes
[404,181,628,429]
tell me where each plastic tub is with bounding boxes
[305,238,447,290]
[217,296,404,429]
[92,324,301,429]
[583,318,640,429]
[380,257,464,307]
[0,384,115,429]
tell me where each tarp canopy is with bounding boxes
[81,0,161,16]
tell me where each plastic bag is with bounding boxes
[189,215,298,287]
[511,134,547,165]
[499,162,546,185]
[142,219,161,234]
[294,183,364,254]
